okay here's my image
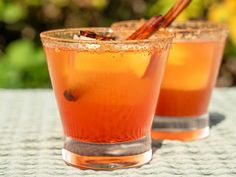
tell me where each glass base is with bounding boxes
[62,135,152,170]
[152,114,209,141]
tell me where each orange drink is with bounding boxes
[40,28,173,170]
[112,21,228,141]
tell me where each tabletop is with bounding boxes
[0,89,236,177]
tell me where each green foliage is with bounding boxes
[147,0,175,18]
[24,0,42,6]
[92,0,108,10]
[6,40,35,69]
[177,0,207,20]
[1,2,26,23]
[0,40,50,88]
[0,1,4,19]
[0,60,22,88]
[0,0,235,88]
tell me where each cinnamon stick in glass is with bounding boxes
[127,0,192,40]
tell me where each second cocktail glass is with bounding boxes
[112,21,228,141]
[40,28,173,170]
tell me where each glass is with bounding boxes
[112,21,228,141]
[40,28,173,170]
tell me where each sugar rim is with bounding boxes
[40,27,174,45]
[112,20,228,34]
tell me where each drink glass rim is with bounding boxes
[40,27,174,51]
[112,20,228,33]
[112,20,228,41]
[40,27,174,45]
[168,21,228,33]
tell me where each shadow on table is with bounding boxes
[151,112,225,153]
[209,112,225,128]
[152,140,163,154]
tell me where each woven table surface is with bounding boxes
[0,89,236,177]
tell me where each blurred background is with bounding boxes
[0,0,235,88]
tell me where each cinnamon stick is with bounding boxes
[127,15,165,40]
[127,0,192,40]
[162,0,192,27]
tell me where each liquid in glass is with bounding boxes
[112,21,228,141]
[40,28,173,169]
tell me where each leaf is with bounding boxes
[0,59,22,88]
[53,0,70,7]
[229,16,236,46]
[25,0,42,6]
[22,63,51,88]
[176,0,206,20]
[208,0,236,45]
[0,1,4,20]
[208,3,230,22]
[91,0,108,10]
[34,47,46,65]
[5,39,35,70]
[147,0,175,18]
[3,3,26,23]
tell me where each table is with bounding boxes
[0,89,236,177]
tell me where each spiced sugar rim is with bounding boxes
[167,21,228,33]
[40,27,174,44]
[112,20,228,33]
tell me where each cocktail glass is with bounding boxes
[40,28,173,170]
[112,21,228,141]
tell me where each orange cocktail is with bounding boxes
[112,21,228,141]
[40,28,173,170]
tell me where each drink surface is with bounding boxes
[45,47,167,143]
[156,39,225,117]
